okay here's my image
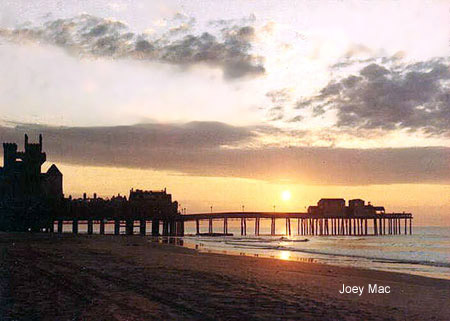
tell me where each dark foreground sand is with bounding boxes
[0,233,449,321]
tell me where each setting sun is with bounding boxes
[281,190,292,201]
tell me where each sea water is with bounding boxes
[181,225,450,280]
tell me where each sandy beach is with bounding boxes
[0,233,449,321]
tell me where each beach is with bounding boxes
[0,233,449,321]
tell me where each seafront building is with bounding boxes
[0,135,180,233]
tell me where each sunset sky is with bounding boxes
[0,0,449,225]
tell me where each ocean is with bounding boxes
[64,220,450,280]
[180,223,450,280]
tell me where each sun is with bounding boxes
[281,190,291,201]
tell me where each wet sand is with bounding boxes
[0,233,449,321]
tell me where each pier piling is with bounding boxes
[72,219,78,234]
[255,218,260,236]
[114,219,120,235]
[87,220,93,235]
[286,218,291,236]
[271,218,275,235]
[163,220,169,236]
[223,218,228,234]
[140,219,146,235]
[100,220,105,235]
[209,218,213,234]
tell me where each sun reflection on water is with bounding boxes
[279,250,291,260]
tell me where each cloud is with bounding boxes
[208,14,256,28]
[0,121,255,150]
[287,115,304,123]
[263,88,293,121]
[266,88,291,104]
[0,14,265,79]
[343,43,374,59]
[1,122,450,185]
[301,57,450,135]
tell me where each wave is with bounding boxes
[218,239,450,269]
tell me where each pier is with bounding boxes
[180,211,413,236]
[52,211,412,236]
[53,218,184,236]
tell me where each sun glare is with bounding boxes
[279,251,291,261]
[281,190,291,201]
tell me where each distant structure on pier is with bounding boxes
[68,188,178,221]
[307,198,385,217]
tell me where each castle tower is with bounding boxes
[3,142,18,173]
[20,134,46,196]
[22,134,46,174]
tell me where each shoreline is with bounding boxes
[179,235,450,281]
[1,233,449,320]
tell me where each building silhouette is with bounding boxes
[307,198,385,217]
[0,134,63,200]
[0,135,63,231]
[0,134,180,233]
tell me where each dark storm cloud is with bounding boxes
[303,57,450,135]
[1,122,449,185]
[0,14,265,79]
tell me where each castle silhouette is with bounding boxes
[0,134,180,233]
[0,134,63,200]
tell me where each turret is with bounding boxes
[3,142,18,172]
[20,134,46,195]
[22,134,46,175]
